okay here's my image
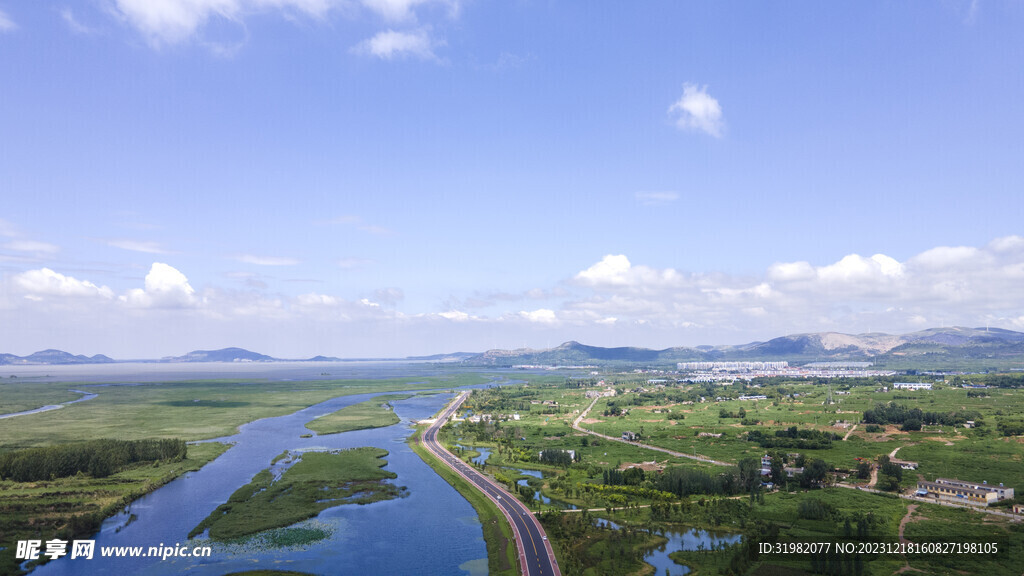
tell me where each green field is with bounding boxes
[0,380,90,414]
[190,448,404,542]
[305,394,411,435]
[0,442,228,575]
[0,375,493,450]
[442,377,1024,575]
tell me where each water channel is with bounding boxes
[31,391,489,576]
[595,518,741,575]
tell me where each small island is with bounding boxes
[304,394,411,435]
[190,447,406,542]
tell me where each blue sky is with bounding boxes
[1,1,1023,358]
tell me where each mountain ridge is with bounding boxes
[2,327,1023,368]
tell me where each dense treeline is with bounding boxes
[602,467,645,486]
[654,459,763,497]
[997,421,1024,436]
[861,402,980,428]
[0,439,187,481]
[976,374,1024,388]
[539,449,575,466]
[747,426,839,449]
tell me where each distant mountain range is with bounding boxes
[3,327,1024,369]
[0,347,479,366]
[0,349,116,366]
[466,327,1024,369]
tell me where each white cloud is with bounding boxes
[297,293,339,307]
[121,262,198,308]
[909,246,986,270]
[61,7,99,34]
[352,28,440,60]
[438,310,470,321]
[635,191,679,206]
[14,269,114,299]
[519,308,558,324]
[989,235,1024,253]
[3,240,60,255]
[0,9,15,32]
[817,254,903,282]
[669,83,724,138]
[107,239,169,254]
[237,254,300,266]
[574,254,682,289]
[575,254,633,286]
[359,0,459,22]
[562,237,1024,339]
[108,0,340,47]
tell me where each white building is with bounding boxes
[894,382,933,391]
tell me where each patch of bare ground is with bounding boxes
[899,504,920,544]
[582,418,602,424]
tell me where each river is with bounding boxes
[30,390,489,575]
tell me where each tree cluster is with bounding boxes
[0,438,187,481]
[747,426,839,450]
[862,402,980,428]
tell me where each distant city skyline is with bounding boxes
[1,2,1022,357]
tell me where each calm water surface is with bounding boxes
[31,389,489,575]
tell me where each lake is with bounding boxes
[30,389,489,575]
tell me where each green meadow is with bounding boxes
[305,394,412,435]
[0,375,495,450]
[0,442,228,575]
[190,448,404,542]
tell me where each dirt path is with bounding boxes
[842,424,857,441]
[572,396,731,466]
[898,504,917,544]
[867,463,879,488]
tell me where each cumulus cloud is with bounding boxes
[14,269,114,299]
[352,28,440,60]
[0,9,15,32]
[296,293,340,307]
[108,0,340,46]
[237,254,300,266]
[121,263,198,308]
[574,254,682,289]
[668,83,724,138]
[519,308,558,324]
[564,236,1024,338]
[437,310,471,321]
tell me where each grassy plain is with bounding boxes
[190,448,403,541]
[304,394,411,435]
[0,375,492,450]
[0,380,89,415]
[447,377,1024,575]
[0,442,228,575]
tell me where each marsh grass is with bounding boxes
[189,448,404,542]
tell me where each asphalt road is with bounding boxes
[422,392,561,576]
